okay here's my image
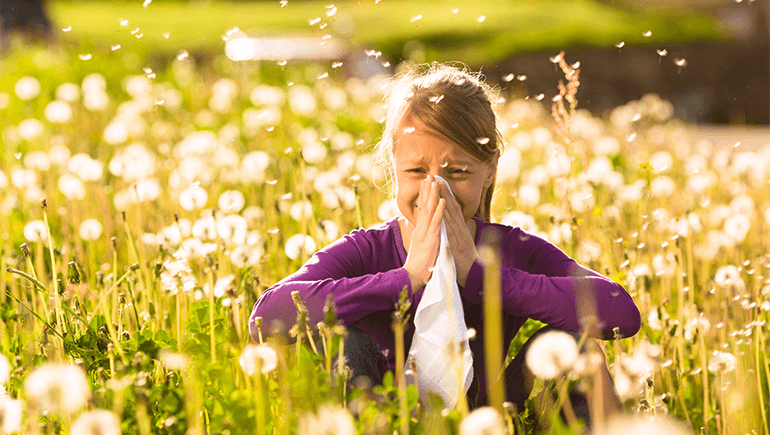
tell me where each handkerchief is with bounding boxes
[405,175,473,409]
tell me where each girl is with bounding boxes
[249,64,641,415]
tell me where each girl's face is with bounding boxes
[392,118,498,226]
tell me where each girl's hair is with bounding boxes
[374,63,503,221]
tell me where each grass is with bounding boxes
[47,0,726,65]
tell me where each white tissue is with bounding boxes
[405,175,474,409]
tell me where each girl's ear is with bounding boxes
[483,149,501,188]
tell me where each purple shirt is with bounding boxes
[250,217,640,400]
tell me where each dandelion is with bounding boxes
[79,219,103,241]
[0,353,9,384]
[289,200,314,222]
[459,406,505,435]
[288,85,317,116]
[500,211,538,234]
[218,190,245,213]
[0,395,22,434]
[285,234,317,260]
[230,245,263,268]
[723,213,750,244]
[56,83,80,102]
[707,351,736,373]
[24,363,91,415]
[23,220,48,242]
[525,331,579,379]
[239,344,278,375]
[605,415,689,435]
[70,409,121,435]
[15,76,41,100]
[179,186,208,211]
[17,119,44,140]
[217,214,248,245]
[297,405,356,435]
[160,257,197,294]
[159,350,189,370]
[204,275,235,299]
[58,173,86,200]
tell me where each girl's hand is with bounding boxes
[403,176,446,289]
[438,181,478,287]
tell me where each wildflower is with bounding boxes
[230,245,263,268]
[218,190,245,213]
[179,186,208,211]
[249,84,285,107]
[0,353,9,384]
[650,175,675,198]
[103,122,129,145]
[217,214,248,245]
[289,200,314,222]
[18,119,44,140]
[525,331,579,379]
[108,143,157,182]
[82,73,106,93]
[84,90,109,111]
[714,265,745,295]
[459,406,506,435]
[204,275,235,299]
[239,344,278,375]
[77,219,103,241]
[15,76,41,100]
[0,395,22,434]
[240,151,270,183]
[708,351,736,373]
[517,184,540,208]
[621,340,659,377]
[70,409,121,435]
[160,257,197,295]
[284,234,317,260]
[68,154,103,181]
[24,363,91,415]
[301,140,328,164]
[605,415,689,435]
[23,220,48,243]
[58,173,86,200]
[297,405,355,435]
[44,100,73,123]
[545,153,571,177]
[159,350,189,371]
[56,83,80,102]
[288,85,317,116]
[723,213,750,245]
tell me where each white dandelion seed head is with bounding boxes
[158,350,189,371]
[0,353,10,384]
[55,82,80,102]
[17,118,45,140]
[301,140,328,165]
[57,173,86,200]
[218,190,246,213]
[82,73,106,94]
[297,405,356,435]
[230,244,263,268]
[649,151,673,173]
[239,344,278,376]
[0,395,23,434]
[216,214,248,245]
[79,219,103,241]
[284,234,317,260]
[377,198,400,222]
[109,143,157,182]
[723,213,751,244]
[23,220,48,243]
[68,153,103,181]
[496,147,521,182]
[70,409,121,435]
[249,85,285,107]
[11,167,37,189]
[459,406,505,435]
[24,363,91,415]
[124,75,152,98]
[707,351,736,373]
[323,87,348,111]
[179,186,208,211]
[650,175,676,198]
[288,85,317,116]
[525,331,579,379]
[240,151,270,183]
[499,211,538,234]
[289,200,314,222]
[15,76,41,100]
[204,275,235,299]
[23,151,51,171]
[545,153,571,177]
[577,240,603,264]
[605,415,689,435]
[44,100,73,124]
[517,184,540,208]
[84,90,109,112]
[191,216,217,241]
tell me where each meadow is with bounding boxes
[0,26,769,435]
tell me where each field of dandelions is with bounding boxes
[1,41,769,435]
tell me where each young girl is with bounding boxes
[249,64,641,414]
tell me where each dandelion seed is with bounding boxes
[403,126,416,134]
[71,410,121,435]
[477,15,486,23]
[130,28,140,35]
[332,61,343,68]
[502,73,514,82]
[643,30,652,37]
[78,53,93,61]
[155,99,165,106]
[411,14,423,22]
[239,344,278,375]
[476,137,490,145]
[452,8,459,14]
[382,61,391,67]
[143,0,152,7]
[657,48,668,57]
[320,23,328,29]
[429,94,444,103]
[549,53,562,63]
[135,32,143,39]
[516,75,526,81]
[552,95,562,102]
[267,179,278,185]
[176,50,189,61]
[280,0,288,6]
[119,18,128,27]
[225,27,240,37]
[62,26,72,32]
[162,32,170,39]
[317,72,329,79]
[309,17,322,25]
[111,44,121,51]
[627,133,637,142]
[615,41,625,48]
[277,60,288,67]
[526,331,578,379]
[535,93,545,101]
[326,5,337,17]
[708,351,736,373]
[13,153,22,160]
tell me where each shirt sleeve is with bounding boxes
[461,226,640,340]
[249,228,413,342]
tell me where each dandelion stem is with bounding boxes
[481,241,505,413]
[42,202,66,356]
[756,325,770,435]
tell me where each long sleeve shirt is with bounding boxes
[249,216,641,401]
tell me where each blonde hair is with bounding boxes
[374,63,503,221]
